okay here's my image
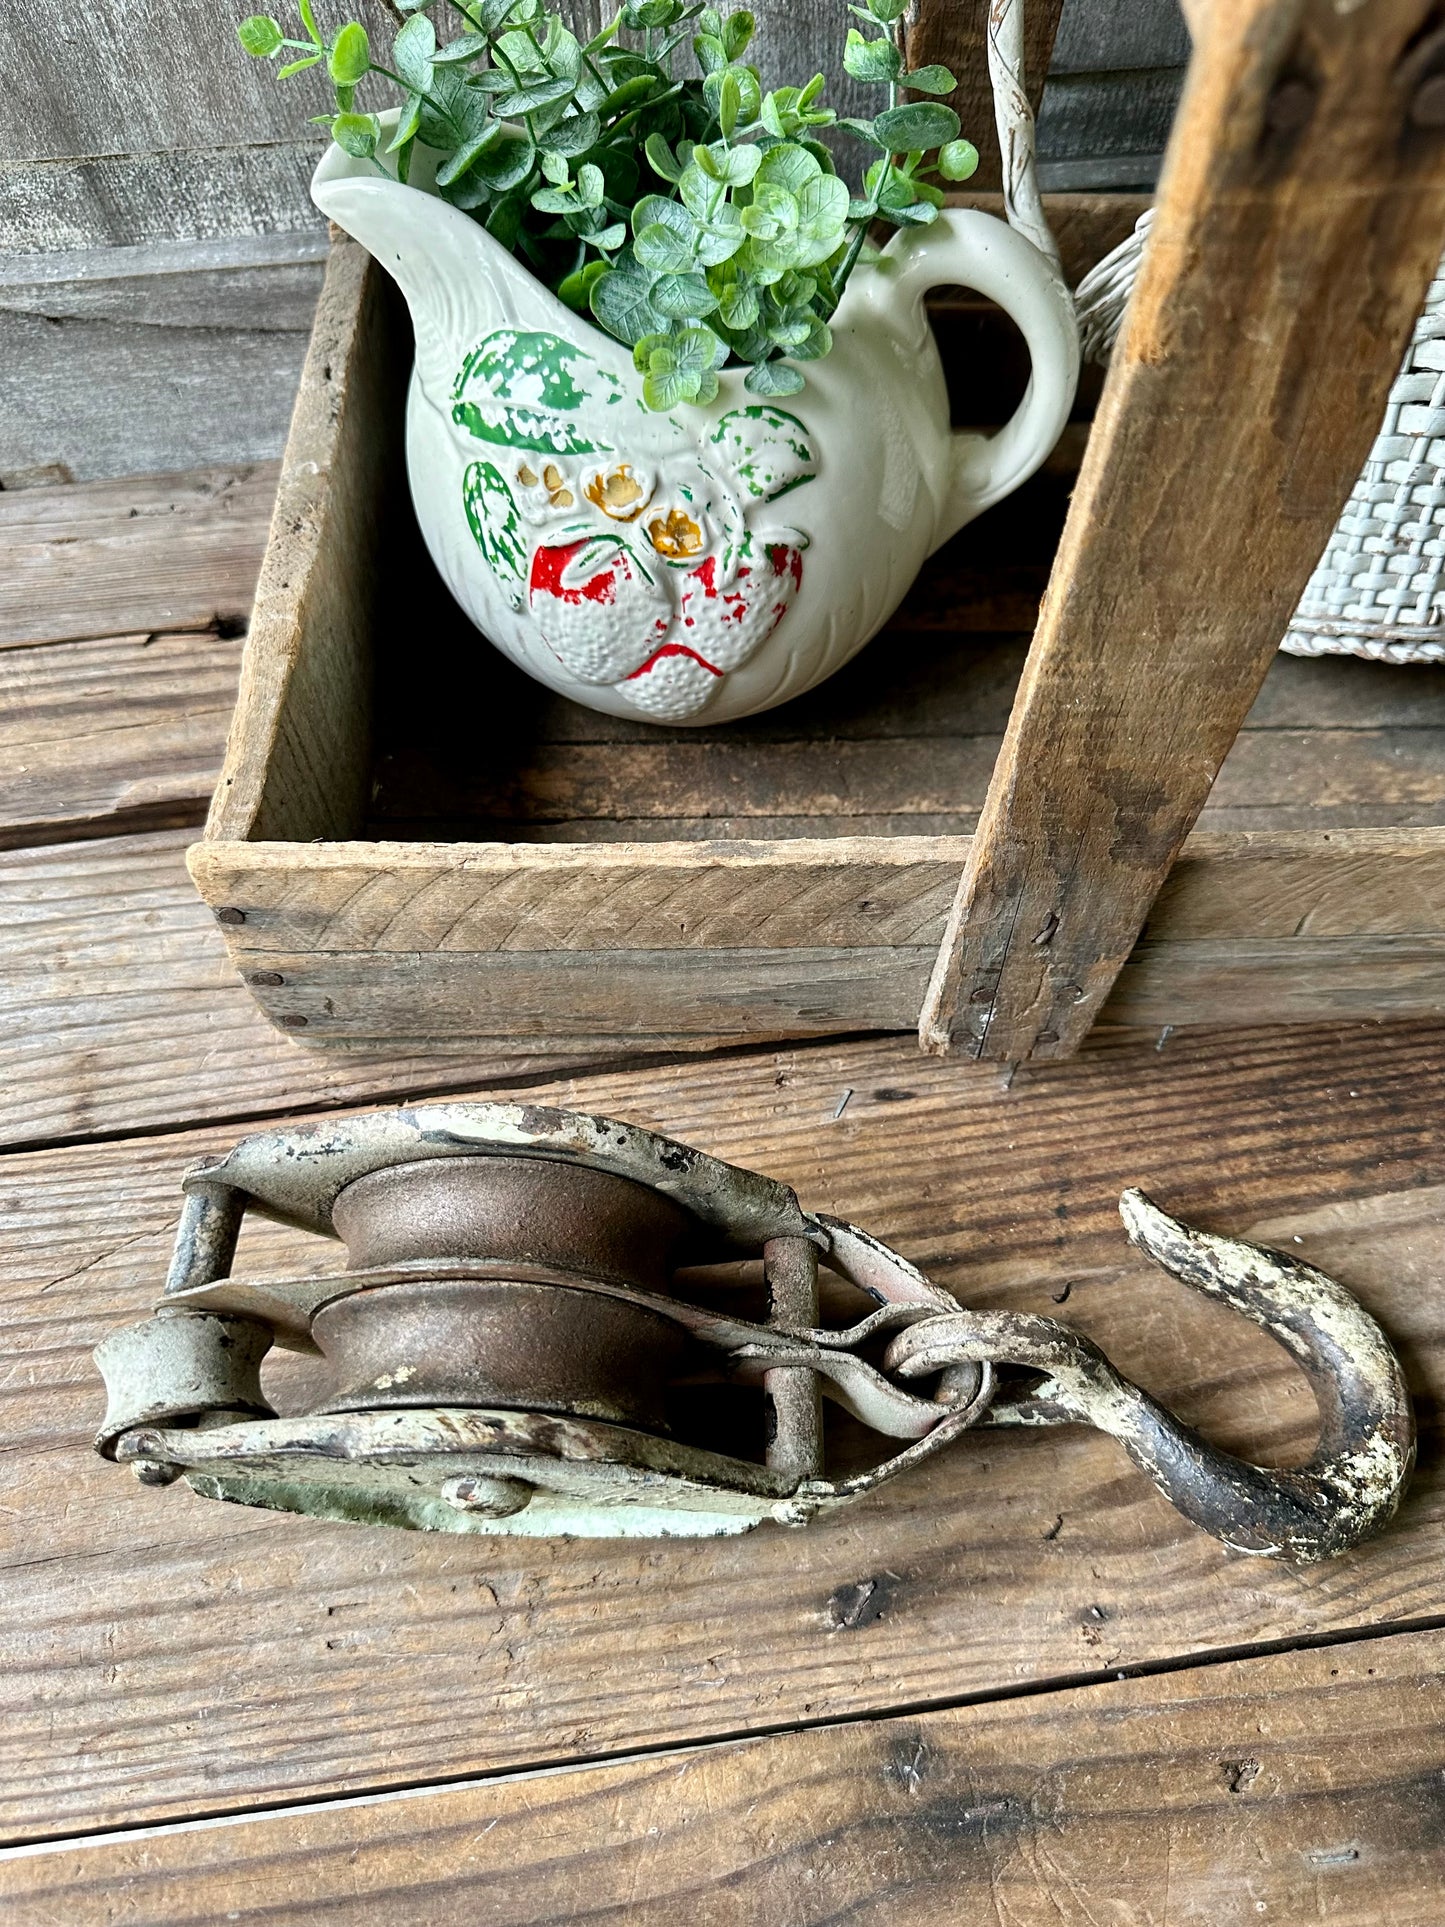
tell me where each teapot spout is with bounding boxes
[311,131,589,400]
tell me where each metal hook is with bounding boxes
[886,1190,1414,1563]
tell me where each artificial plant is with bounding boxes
[239,0,979,407]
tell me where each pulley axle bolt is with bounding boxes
[440,1474,533,1518]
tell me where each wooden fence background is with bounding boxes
[0,0,1185,486]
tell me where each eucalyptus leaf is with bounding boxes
[434,30,490,63]
[387,93,423,150]
[902,62,955,95]
[392,13,435,90]
[651,271,719,318]
[437,124,503,184]
[937,137,979,181]
[723,10,754,58]
[471,129,535,188]
[331,109,378,156]
[644,132,683,180]
[744,357,805,396]
[545,110,600,155]
[238,0,934,413]
[842,28,899,84]
[872,99,959,151]
[590,255,665,345]
[237,14,284,56]
[635,218,697,272]
[328,19,370,83]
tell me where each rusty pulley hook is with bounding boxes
[886,1189,1414,1564]
[91,1103,1412,1557]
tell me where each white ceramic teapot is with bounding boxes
[313,129,1078,725]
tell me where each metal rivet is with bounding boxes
[131,1459,183,1487]
[214,906,246,926]
[440,1474,533,1518]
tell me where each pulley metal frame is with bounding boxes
[93,1102,1414,1559]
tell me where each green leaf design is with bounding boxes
[452,329,621,455]
[708,402,817,499]
[462,460,529,607]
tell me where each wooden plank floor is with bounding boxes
[2,463,1444,1919]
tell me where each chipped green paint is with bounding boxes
[463,460,528,607]
[709,405,818,502]
[452,328,621,456]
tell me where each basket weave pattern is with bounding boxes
[1281,265,1445,663]
[1076,210,1445,666]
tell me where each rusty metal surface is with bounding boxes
[93,1102,1416,1558]
[332,1155,695,1287]
[886,1191,1415,1566]
[312,1279,692,1430]
[179,1102,814,1248]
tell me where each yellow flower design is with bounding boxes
[584,463,651,521]
[646,508,704,559]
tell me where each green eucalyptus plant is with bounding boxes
[238,0,980,408]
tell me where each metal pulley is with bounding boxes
[93,1102,1413,1559]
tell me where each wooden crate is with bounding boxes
[190,0,1445,1062]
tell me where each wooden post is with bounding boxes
[905,0,1065,193]
[920,0,1445,1063]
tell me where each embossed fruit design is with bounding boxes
[455,331,818,721]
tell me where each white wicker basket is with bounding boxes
[1075,208,1445,665]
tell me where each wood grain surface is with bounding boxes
[906,0,1066,193]
[921,0,1445,1063]
[4,1018,1445,1837]
[5,1623,1440,1924]
[0,831,595,1152]
[0,632,242,848]
[206,242,399,845]
[0,465,275,648]
[0,241,325,488]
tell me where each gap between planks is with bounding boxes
[5,1020,1445,1836]
[3,1617,1445,1922]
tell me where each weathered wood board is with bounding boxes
[0,464,276,648]
[0,830,610,1152]
[0,633,243,848]
[0,240,325,488]
[5,1624,1439,1924]
[3,1018,1445,1837]
[922,0,1445,1061]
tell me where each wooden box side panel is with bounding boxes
[204,237,404,844]
[188,828,1445,1048]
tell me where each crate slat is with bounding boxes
[920,0,1445,1061]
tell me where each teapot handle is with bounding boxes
[869,208,1081,555]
